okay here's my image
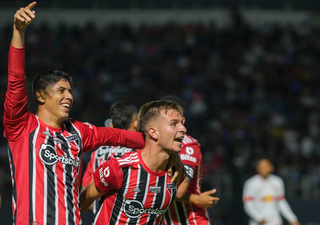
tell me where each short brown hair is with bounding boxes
[138,100,183,134]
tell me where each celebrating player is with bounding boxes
[161,95,219,225]
[4,3,146,224]
[243,158,300,225]
[80,100,187,224]
[81,101,139,214]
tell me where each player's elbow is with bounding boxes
[175,189,186,199]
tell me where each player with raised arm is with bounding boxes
[80,100,187,224]
[161,95,219,225]
[4,3,146,224]
[81,101,138,213]
[243,158,300,225]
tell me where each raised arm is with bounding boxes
[12,2,36,48]
[4,2,37,140]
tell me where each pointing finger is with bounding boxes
[27,1,37,10]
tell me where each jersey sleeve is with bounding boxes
[93,156,123,194]
[75,121,145,152]
[81,151,96,187]
[3,45,35,141]
[278,178,298,222]
[243,179,263,222]
[180,143,201,180]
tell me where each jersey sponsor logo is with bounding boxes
[262,194,274,202]
[180,154,197,163]
[149,186,161,193]
[99,167,109,186]
[66,134,79,142]
[186,146,194,155]
[123,199,167,219]
[133,187,141,192]
[104,166,110,177]
[39,144,80,166]
[97,146,132,158]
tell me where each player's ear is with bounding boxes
[132,119,138,131]
[148,127,158,140]
[270,164,274,173]
[36,90,46,104]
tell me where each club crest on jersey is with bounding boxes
[66,134,79,142]
[167,183,177,197]
[149,186,161,193]
[39,143,80,167]
[123,199,167,219]
[32,222,38,225]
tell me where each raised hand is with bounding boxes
[196,189,220,208]
[14,1,36,31]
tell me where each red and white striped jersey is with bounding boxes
[163,134,210,225]
[81,146,134,213]
[3,45,145,225]
[93,150,177,225]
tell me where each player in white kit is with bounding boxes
[243,158,299,225]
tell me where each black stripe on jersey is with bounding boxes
[7,144,17,224]
[109,166,128,224]
[45,133,56,225]
[128,165,148,225]
[174,202,187,225]
[28,130,35,225]
[164,209,172,225]
[55,132,75,225]
[64,121,82,155]
[66,122,83,220]
[147,176,165,224]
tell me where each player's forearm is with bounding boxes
[11,25,25,48]
[279,200,298,222]
[175,192,191,202]
[80,188,96,215]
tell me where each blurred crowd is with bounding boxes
[1,11,320,202]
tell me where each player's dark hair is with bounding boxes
[160,95,186,110]
[110,101,138,130]
[32,69,73,105]
[138,100,183,134]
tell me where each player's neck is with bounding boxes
[141,143,170,172]
[37,109,62,128]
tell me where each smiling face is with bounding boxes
[38,79,73,124]
[156,109,187,153]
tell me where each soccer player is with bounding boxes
[161,95,219,225]
[81,101,138,214]
[4,3,146,225]
[243,158,300,225]
[80,100,187,224]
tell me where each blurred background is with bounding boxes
[1,0,320,224]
